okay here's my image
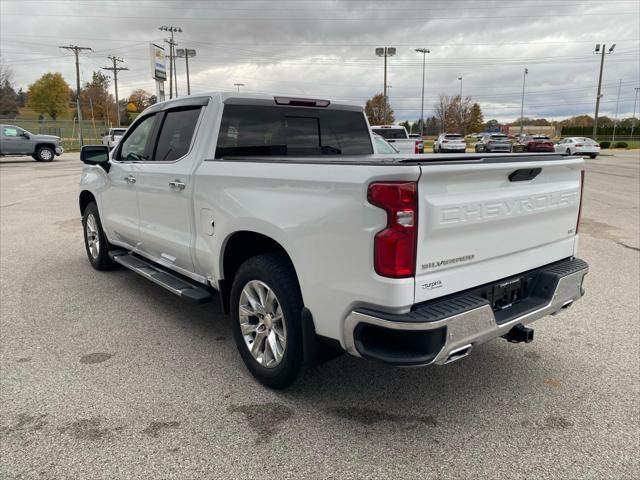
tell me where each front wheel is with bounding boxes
[35,146,54,162]
[82,202,115,270]
[230,253,303,389]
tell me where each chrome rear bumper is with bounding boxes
[344,258,588,366]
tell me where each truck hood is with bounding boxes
[32,134,61,142]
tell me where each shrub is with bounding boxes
[599,141,611,149]
[613,141,628,149]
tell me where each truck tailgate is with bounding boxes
[414,157,584,303]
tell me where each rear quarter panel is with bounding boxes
[192,160,421,342]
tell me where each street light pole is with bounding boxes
[415,48,430,136]
[376,47,396,124]
[630,87,640,140]
[519,67,529,135]
[593,43,615,138]
[234,83,245,92]
[458,76,463,98]
[176,48,196,95]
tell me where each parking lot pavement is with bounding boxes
[1,151,638,479]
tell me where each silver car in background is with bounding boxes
[475,133,512,153]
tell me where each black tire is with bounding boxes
[566,148,572,156]
[35,146,54,162]
[589,154,597,159]
[82,202,115,270]
[230,253,304,389]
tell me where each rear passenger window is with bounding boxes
[154,108,201,161]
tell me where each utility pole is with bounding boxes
[458,76,463,132]
[159,26,181,99]
[234,83,245,92]
[458,76,463,98]
[375,47,396,124]
[630,87,640,140]
[519,68,529,135]
[415,48,430,136]
[593,43,616,138]
[59,44,92,146]
[101,56,128,126]
[176,48,196,95]
[612,79,622,143]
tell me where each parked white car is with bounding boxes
[555,137,600,159]
[371,125,423,154]
[101,128,127,149]
[433,133,466,153]
[78,92,588,388]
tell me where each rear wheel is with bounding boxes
[566,148,572,156]
[35,146,54,162]
[230,253,303,389]
[589,154,597,159]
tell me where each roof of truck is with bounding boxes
[147,92,363,113]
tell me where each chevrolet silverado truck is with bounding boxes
[78,93,589,388]
[0,124,64,161]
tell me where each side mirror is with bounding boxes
[80,145,110,171]
[22,132,30,139]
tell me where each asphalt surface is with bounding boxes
[1,151,638,479]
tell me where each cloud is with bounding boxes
[1,0,638,122]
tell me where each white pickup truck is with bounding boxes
[371,125,423,154]
[78,93,588,388]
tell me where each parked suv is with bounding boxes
[475,133,512,153]
[433,133,466,153]
[0,124,64,161]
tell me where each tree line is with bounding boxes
[0,62,155,126]
[364,91,638,136]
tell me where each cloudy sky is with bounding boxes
[1,0,639,122]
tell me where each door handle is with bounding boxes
[169,180,186,191]
[124,175,136,184]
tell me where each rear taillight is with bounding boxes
[594,143,600,148]
[575,144,583,148]
[442,140,449,143]
[414,141,423,153]
[368,182,418,278]
[576,170,585,234]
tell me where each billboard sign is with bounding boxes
[150,43,166,81]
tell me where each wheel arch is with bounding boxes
[35,143,56,153]
[79,190,96,216]
[218,230,301,314]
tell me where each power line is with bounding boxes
[59,44,92,146]
[101,56,128,126]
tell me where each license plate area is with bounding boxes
[490,278,523,311]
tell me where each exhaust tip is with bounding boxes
[444,344,473,364]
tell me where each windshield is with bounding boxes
[112,129,126,136]
[444,134,463,139]
[216,105,373,157]
[533,136,550,140]
[373,135,399,154]
[490,134,508,139]
[372,128,408,140]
